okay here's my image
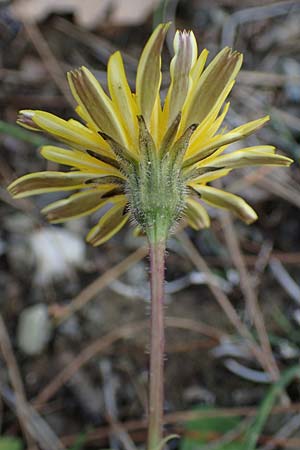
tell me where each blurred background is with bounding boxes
[1,0,300,449]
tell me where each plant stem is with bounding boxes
[147,238,166,450]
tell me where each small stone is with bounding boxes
[29,227,86,284]
[17,303,51,355]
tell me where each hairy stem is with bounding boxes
[147,239,166,450]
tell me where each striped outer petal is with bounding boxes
[67,67,127,146]
[208,146,293,169]
[42,188,114,223]
[183,48,242,128]
[136,23,170,125]
[16,110,42,131]
[193,185,258,223]
[40,146,125,178]
[86,196,129,246]
[186,116,270,165]
[182,79,235,144]
[107,51,139,150]
[7,171,99,198]
[18,110,109,154]
[164,30,197,127]
[185,197,210,229]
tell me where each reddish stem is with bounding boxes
[147,239,166,450]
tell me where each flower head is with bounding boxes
[8,23,292,244]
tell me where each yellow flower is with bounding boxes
[8,23,292,245]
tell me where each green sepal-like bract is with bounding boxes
[124,114,197,242]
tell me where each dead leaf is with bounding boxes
[12,0,161,29]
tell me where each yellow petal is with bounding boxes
[184,48,242,127]
[185,116,270,166]
[7,171,98,198]
[185,197,210,229]
[75,105,99,133]
[190,49,209,82]
[40,146,124,178]
[19,110,109,154]
[107,51,139,149]
[42,188,114,223]
[193,185,258,223]
[209,146,293,169]
[86,197,129,246]
[164,30,197,127]
[136,23,170,125]
[149,94,163,147]
[204,102,230,139]
[188,168,231,184]
[67,67,127,146]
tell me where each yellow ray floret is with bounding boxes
[41,187,118,223]
[86,196,129,246]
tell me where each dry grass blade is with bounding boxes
[257,176,300,210]
[259,413,300,450]
[59,403,300,447]
[22,21,74,107]
[0,317,65,449]
[34,321,148,406]
[227,166,300,211]
[270,258,300,305]
[55,246,148,324]
[100,359,138,450]
[0,383,66,450]
[166,317,225,341]
[34,317,225,406]
[177,231,271,375]
[205,251,300,267]
[227,167,275,193]
[0,315,36,448]
[221,0,300,47]
[272,107,300,132]
[219,211,280,381]
[54,17,137,67]
[238,70,300,87]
